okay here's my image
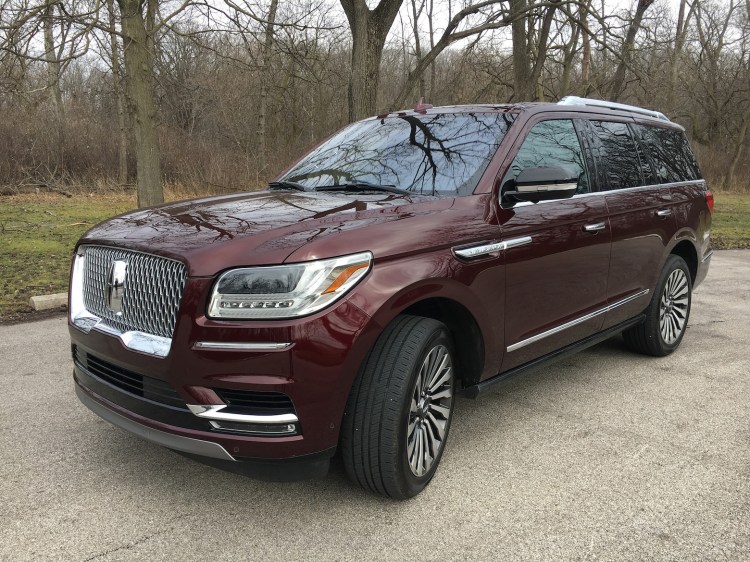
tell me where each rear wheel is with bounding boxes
[623,254,692,357]
[341,315,455,499]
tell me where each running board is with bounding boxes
[462,315,646,399]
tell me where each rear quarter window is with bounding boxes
[634,125,702,183]
[588,121,643,190]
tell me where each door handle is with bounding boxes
[582,222,606,233]
[656,209,673,217]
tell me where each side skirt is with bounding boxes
[462,314,646,399]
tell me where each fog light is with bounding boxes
[209,420,298,435]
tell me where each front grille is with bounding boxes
[73,346,187,410]
[215,388,296,416]
[81,245,187,339]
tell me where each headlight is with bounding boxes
[207,252,372,319]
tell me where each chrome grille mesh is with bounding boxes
[81,246,187,338]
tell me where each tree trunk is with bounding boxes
[666,0,695,113]
[581,15,591,86]
[609,0,655,102]
[726,106,750,189]
[427,0,436,98]
[410,0,426,99]
[340,0,403,121]
[107,0,129,185]
[560,2,585,96]
[257,0,278,176]
[511,0,533,101]
[43,4,64,169]
[118,0,163,207]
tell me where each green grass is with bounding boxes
[0,190,748,321]
[0,194,135,320]
[712,191,750,249]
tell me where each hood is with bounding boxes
[80,190,449,276]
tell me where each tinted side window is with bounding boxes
[503,119,589,193]
[631,125,656,185]
[635,125,702,183]
[589,121,643,190]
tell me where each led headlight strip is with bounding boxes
[207,252,372,319]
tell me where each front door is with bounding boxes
[497,118,611,371]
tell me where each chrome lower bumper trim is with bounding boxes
[187,404,299,425]
[193,342,293,351]
[75,384,237,462]
[71,313,172,358]
[507,289,650,352]
[702,249,713,263]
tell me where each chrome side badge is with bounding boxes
[106,259,128,314]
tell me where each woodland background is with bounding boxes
[1,0,749,205]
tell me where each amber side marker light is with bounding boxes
[322,262,370,294]
[705,190,714,214]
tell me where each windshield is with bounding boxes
[278,112,515,196]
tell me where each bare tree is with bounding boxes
[106,0,128,185]
[117,0,163,206]
[339,0,403,121]
[257,0,278,174]
[609,0,655,102]
[42,2,64,166]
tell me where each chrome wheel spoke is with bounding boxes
[406,343,454,478]
[429,387,453,402]
[659,269,689,345]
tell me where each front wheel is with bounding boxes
[341,315,456,499]
[623,254,692,357]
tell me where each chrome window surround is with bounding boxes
[507,289,650,352]
[70,248,185,358]
[503,179,706,209]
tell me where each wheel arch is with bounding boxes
[670,239,698,284]
[400,297,485,390]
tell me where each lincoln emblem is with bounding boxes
[106,259,128,314]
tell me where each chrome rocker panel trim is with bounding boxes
[75,383,237,462]
[507,289,650,352]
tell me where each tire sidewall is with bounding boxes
[394,326,456,498]
[648,255,692,355]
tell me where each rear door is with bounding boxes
[581,119,679,329]
[497,117,611,371]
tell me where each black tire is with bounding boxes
[341,315,456,499]
[623,254,692,357]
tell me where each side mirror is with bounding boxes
[503,166,579,204]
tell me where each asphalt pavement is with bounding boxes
[1,250,748,561]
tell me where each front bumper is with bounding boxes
[70,275,381,466]
[75,381,235,461]
[74,380,334,480]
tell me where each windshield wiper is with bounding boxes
[314,181,410,195]
[268,180,307,192]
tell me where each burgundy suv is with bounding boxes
[70,97,713,499]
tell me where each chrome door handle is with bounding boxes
[582,222,606,232]
[656,209,673,217]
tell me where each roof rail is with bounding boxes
[557,96,669,121]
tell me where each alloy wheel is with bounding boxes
[407,344,454,477]
[659,268,689,345]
